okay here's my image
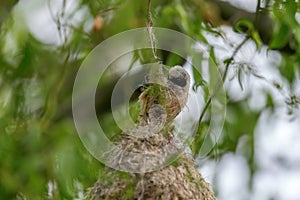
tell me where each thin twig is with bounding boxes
[222,37,249,82]
[47,0,56,25]
[41,50,71,130]
[198,37,249,125]
[47,0,65,45]
[98,7,117,15]
[254,0,261,26]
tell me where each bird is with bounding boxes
[86,67,217,200]
[138,65,190,126]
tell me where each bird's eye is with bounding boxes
[169,76,187,87]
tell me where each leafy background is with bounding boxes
[0,0,300,199]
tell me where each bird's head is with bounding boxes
[167,66,190,93]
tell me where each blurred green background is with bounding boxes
[0,0,300,199]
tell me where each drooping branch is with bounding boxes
[208,0,272,42]
[206,0,295,54]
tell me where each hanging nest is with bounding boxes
[86,132,216,200]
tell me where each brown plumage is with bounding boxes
[138,66,190,125]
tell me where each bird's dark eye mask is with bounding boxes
[168,76,187,87]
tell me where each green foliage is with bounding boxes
[234,19,262,50]
[221,102,258,152]
[192,51,208,92]
[270,0,300,49]
[190,121,210,157]
[269,23,291,49]
[0,0,299,198]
